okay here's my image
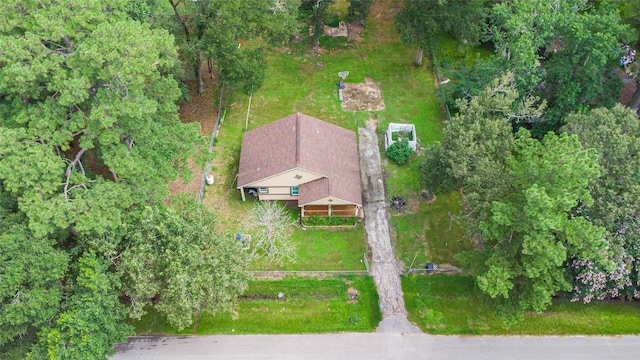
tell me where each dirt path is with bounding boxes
[358,123,421,334]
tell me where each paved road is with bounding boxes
[111,333,640,360]
[358,125,420,333]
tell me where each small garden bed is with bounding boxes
[301,215,358,227]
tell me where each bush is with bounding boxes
[319,36,348,49]
[386,140,413,165]
[324,13,340,27]
[302,216,358,227]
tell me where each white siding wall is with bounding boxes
[258,194,298,201]
[248,168,323,187]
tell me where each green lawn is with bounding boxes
[392,191,473,270]
[250,225,368,271]
[204,5,446,270]
[133,277,381,334]
[403,274,640,335]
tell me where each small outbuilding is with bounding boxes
[384,123,417,152]
[237,113,363,218]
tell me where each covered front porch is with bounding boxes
[301,204,361,218]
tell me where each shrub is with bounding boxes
[319,36,348,49]
[386,140,413,165]
[302,216,358,227]
[324,13,340,27]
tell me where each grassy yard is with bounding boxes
[391,191,473,270]
[202,1,446,270]
[133,277,380,335]
[250,225,368,271]
[403,275,640,335]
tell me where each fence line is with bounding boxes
[248,270,370,280]
[430,48,452,121]
[244,86,253,131]
[407,268,462,275]
[363,252,370,275]
[198,82,226,204]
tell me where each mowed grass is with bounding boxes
[403,275,640,335]
[392,191,473,270]
[250,225,368,271]
[133,277,381,334]
[205,4,445,269]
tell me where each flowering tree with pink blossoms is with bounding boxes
[564,105,640,302]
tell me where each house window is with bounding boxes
[259,187,268,194]
[291,187,299,196]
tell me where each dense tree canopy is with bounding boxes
[394,0,485,65]
[163,0,299,93]
[563,105,640,301]
[424,73,640,321]
[444,0,633,133]
[0,0,199,238]
[0,1,248,357]
[31,252,131,360]
[420,73,545,233]
[472,130,606,320]
[119,198,249,330]
[0,219,68,354]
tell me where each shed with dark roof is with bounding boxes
[237,113,362,217]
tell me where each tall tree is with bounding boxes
[395,0,485,66]
[119,198,249,330]
[540,2,629,131]
[563,105,640,301]
[301,0,333,48]
[0,220,68,357]
[166,0,299,93]
[348,0,373,25]
[469,130,606,321]
[0,1,204,356]
[30,252,131,360]
[483,0,632,133]
[487,0,573,90]
[249,200,297,265]
[420,73,545,237]
[0,0,200,237]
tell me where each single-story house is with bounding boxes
[237,113,362,217]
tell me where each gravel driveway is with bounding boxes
[358,125,421,334]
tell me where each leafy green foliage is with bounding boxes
[0,221,68,357]
[31,252,131,360]
[394,0,485,64]
[0,1,238,355]
[386,140,413,165]
[119,198,249,330]
[472,0,635,132]
[470,130,606,321]
[419,73,544,225]
[563,105,640,301]
[301,0,333,47]
[302,215,358,226]
[347,0,373,25]
[0,0,199,237]
[539,2,630,131]
[164,0,300,93]
[133,277,381,334]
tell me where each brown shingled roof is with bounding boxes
[237,113,362,206]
